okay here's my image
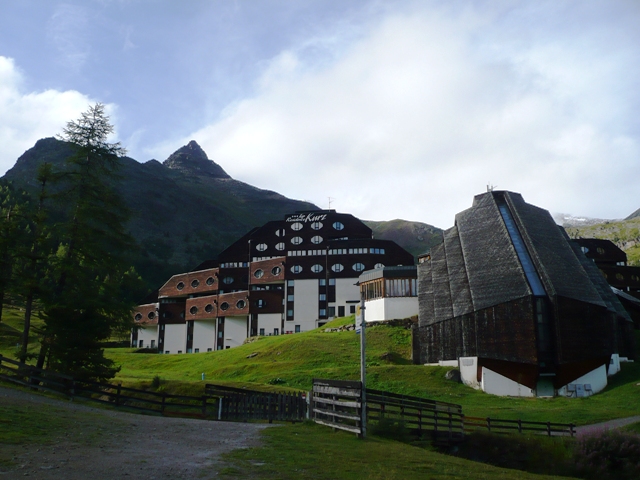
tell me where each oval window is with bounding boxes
[271,266,282,275]
[254,269,264,279]
[189,306,198,315]
[331,263,344,273]
[206,276,215,286]
[275,242,285,251]
[205,304,213,313]
[236,299,247,309]
[374,263,385,269]
[220,302,229,311]
[291,265,303,274]
[148,311,156,320]
[311,221,323,230]
[275,228,285,237]
[597,247,605,254]
[256,243,268,252]
[311,236,323,244]
[353,263,366,272]
[291,236,303,245]
[222,277,234,284]
[191,279,199,288]
[311,264,323,273]
[134,313,142,321]
[616,273,624,280]
[176,281,185,290]
[291,222,303,231]
[333,222,344,231]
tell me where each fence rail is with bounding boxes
[205,384,307,423]
[463,416,575,437]
[312,379,363,435]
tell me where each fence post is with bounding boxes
[547,421,551,436]
[201,395,207,417]
[116,383,122,407]
[218,397,223,420]
[518,419,522,434]
[161,393,166,415]
[487,417,491,432]
[570,423,575,437]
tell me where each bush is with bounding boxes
[151,375,162,389]
[574,430,640,480]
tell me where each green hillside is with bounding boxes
[566,217,640,266]
[103,319,640,426]
[365,219,442,258]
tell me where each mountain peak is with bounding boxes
[163,140,230,179]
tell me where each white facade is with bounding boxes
[135,325,158,349]
[365,297,418,322]
[260,313,283,335]
[334,278,360,317]
[224,316,248,349]
[557,364,607,397]
[163,324,187,354]
[458,357,480,389]
[292,279,319,331]
[481,366,535,397]
[192,320,217,353]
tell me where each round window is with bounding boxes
[236,299,247,309]
[311,221,323,230]
[191,279,200,288]
[256,243,268,252]
[311,264,323,273]
[254,269,264,278]
[353,263,366,272]
[148,311,156,320]
[134,313,142,321]
[176,281,185,290]
[271,266,282,275]
[331,263,344,273]
[205,304,213,313]
[206,276,215,286]
[333,222,344,231]
[291,222,303,231]
[311,236,323,244]
[291,265,303,274]
[291,236,303,245]
[222,277,234,284]
[275,242,285,251]
[189,306,198,315]
[220,302,229,311]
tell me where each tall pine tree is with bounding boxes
[36,103,139,382]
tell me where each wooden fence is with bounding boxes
[0,354,216,418]
[366,388,464,444]
[312,379,364,435]
[463,416,576,437]
[205,383,307,423]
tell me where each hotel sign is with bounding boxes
[285,213,328,223]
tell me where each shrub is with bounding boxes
[151,375,162,389]
[574,430,640,480]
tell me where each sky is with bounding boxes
[0,0,638,229]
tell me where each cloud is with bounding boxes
[0,56,96,175]
[47,3,91,72]
[173,2,639,228]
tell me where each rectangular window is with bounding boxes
[139,340,143,348]
[207,348,212,352]
[319,294,326,301]
[274,328,279,335]
[338,306,345,317]
[288,294,294,302]
[329,278,336,286]
[287,280,294,286]
[295,325,301,333]
[165,351,170,354]
[218,331,223,338]
[319,279,326,286]
[350,305,356,314]
[328,306,335,317]
[226,346,230,349]
[150,340,155,348]
[178,350,182,354]
[259,328,265,336]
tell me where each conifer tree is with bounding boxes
[35,103,139,381]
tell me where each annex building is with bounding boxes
[132,210,414,353]
[413,191,636,398]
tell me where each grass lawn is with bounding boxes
[218,421,574,479]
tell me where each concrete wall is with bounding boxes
[163,324,187,354]
[259,313,283,335]
[608,353,621,376]
[293,279,319,331]
[365,297,418,322]
[335,278,360,312]
[224,316,248,348]
[459,357,480,389]
[192,320,217,353]
[557,364,608,397]
[481,367,535,397]
[136,326,158,349]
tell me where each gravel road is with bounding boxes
[0,386,270,479]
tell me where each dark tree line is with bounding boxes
[0,104,143,382]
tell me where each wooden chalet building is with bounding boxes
[132,210,414,353]
[413,191,636,398]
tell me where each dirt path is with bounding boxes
[0,386,271,479]
[574,415,640,437]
